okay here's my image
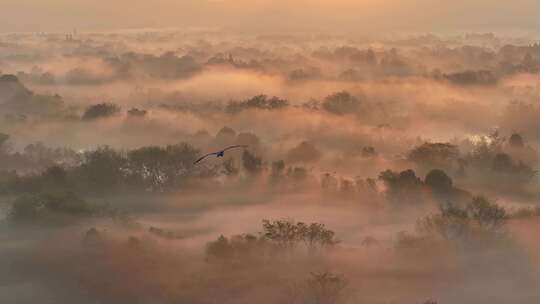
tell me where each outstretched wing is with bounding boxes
[193,152,219,164]
[223,145,248,152]
[194,146,247,164]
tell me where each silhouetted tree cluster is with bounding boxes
[262,219,338,251]
[206,219,338,261]
[408,142,459,169]
[226,94,289,113]
[6,143,200,196]
[127,108,147,117]
[288,67,322,81]
[508,132,524,148]
[378,168,471,208]
[82,102,120,120]
[270,160,313,188]
[320,173,377,199]
[0,74,64,116]
[126,144,199,191]
[417,196,507,242]
[16,68,56,85]
[0,135,80,174]
[464,131,538,185]
[443,70,497,85]
[105,52,201,80]
[9,191,103,224]
[491,152,537,182]
[206,53,263,70]
[510,206,540,219]
[205,234,272,262]
[379,169,424,205]
[322,91,360,115]
[425,169,453,193]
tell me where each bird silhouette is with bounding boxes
[194,145,248,164]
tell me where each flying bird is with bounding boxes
[194,145,248,164]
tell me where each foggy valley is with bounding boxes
[1,27,540,304]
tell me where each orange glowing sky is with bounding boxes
[1,0,540,33]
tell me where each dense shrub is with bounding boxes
[322,91,360,115]
[408,142,459,168]
[417,196,507,242]
[443,70,497,85]
[379,169,425,205]
[226,95,289,113]
[127,108,147,117]
[82,103,121,120]
[9,191,101,224]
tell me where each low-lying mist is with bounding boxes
[1,30,540,304]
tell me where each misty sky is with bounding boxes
[2,0,540,33]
